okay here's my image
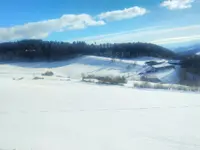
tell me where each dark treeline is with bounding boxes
[181,55,200,75]
[178,55,200,86]
[1,39,200,86]
[0,39,176,61]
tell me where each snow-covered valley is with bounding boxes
[0,55,200,150]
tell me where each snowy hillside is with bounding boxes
[0,55,180,84]
[1,76,200,150]
[0,56,200,150]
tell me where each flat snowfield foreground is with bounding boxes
[1,78,200,150]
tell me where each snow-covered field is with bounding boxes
[0,55,179,83]
[1,56,200,150]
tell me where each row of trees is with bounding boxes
[181,55,200,74]
[0,39,176,61]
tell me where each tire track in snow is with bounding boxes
[1,105,200,115]
[147,136,200,148]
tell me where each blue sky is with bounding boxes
[0,0,200,47]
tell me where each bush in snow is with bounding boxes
[98,76,127,85]
[82,74,127,85]
[133,82,151,89]
[13,77,24,81]
[33,76,44,80]
[153,83,167,90]
[42,70,54,76]
[175,85,188,91]
[133,81,200,92]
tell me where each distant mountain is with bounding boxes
[175,43,200,57]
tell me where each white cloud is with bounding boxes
[72,25,200,46]
[0,6,148,42]
[0,14,105,41]
[151,35,200,45]
[98,6,148,22]
[72,26,163,42]
[161,0,195,10]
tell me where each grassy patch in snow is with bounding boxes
[82,74,127,85]
[42,70,54,76]
[33,76,44,80]
[81,74,200,92]
[133,81,200,92]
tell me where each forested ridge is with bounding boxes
[1,39,200,86]
[181,55,200,75]
[0,39,176,61]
